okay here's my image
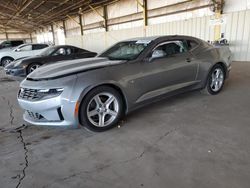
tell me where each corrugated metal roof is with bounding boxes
[0,0,119,32]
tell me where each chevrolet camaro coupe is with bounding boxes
[18,35,232,132]
[5,45,97,77]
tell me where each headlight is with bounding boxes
[13,60,22,67]
[18,88,64,101]
[37,88,63,99]
[38,88,64,93]
[5,60,19,68]
[37,88,64,99]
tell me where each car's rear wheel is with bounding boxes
[1,57,14,67]
[27,63,41,74]
[203,64,225,95]
[79,86,124,132]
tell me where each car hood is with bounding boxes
[0,48,12,54]
[27,57,125,80]
[19,55,45,62]
[5,56,30,69]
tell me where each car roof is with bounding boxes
[17,43,48,47]
[122,35,200,42]
[122,36,160,42]
[12,43,49,50]
[53,45,93,51]
[53,45,76,48]
[1,40,23,42]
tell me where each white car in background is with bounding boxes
[0,43,49,67]
[0,40,24,50]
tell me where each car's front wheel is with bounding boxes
[203,64,225,95]
[27,63,41,74]
[79,86,124,132]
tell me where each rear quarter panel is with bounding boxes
[194,43,231,88]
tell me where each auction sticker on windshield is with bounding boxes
[135,40,152,45]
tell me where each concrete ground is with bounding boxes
[0,62,250,188]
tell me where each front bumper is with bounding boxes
[5,67,26,77]
[18,95,79,128]
[17,74,80,128]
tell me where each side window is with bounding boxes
[53,48,66,56]
[32,44,47,50]
[19,44,32,51]
[73,47,79,54]
[12,41,23,46]
[3,41,11,47]
[152,41,187,58]
[74,47,87,54]
[65,48,72,55]
[186,40,198,50]
[163,41,187,55]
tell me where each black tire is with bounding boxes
[1,57,14,67]
[202,64,225,95]
[79,86,124,132]
[27,63,41,74]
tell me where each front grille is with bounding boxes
[18,88,43,101]
[26,110,45,120]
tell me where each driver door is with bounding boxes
[133,40,198,103]
[14,44,33,59]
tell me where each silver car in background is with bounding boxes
[0,43,49,67]
[18,35,232,132]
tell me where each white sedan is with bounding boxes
[0,43,49,66]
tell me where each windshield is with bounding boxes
[99,40,151,60]
[0,41,9,48]
[40,46,57,56]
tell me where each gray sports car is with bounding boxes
[18,35,232,132]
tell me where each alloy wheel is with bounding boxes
[3,59,12,67]
[210,68,224,92]
[86,92,119,127]
[29,64,40,73]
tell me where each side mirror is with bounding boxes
[151,50,166,59]
[15,48,21,52]
[144,50,166,63]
